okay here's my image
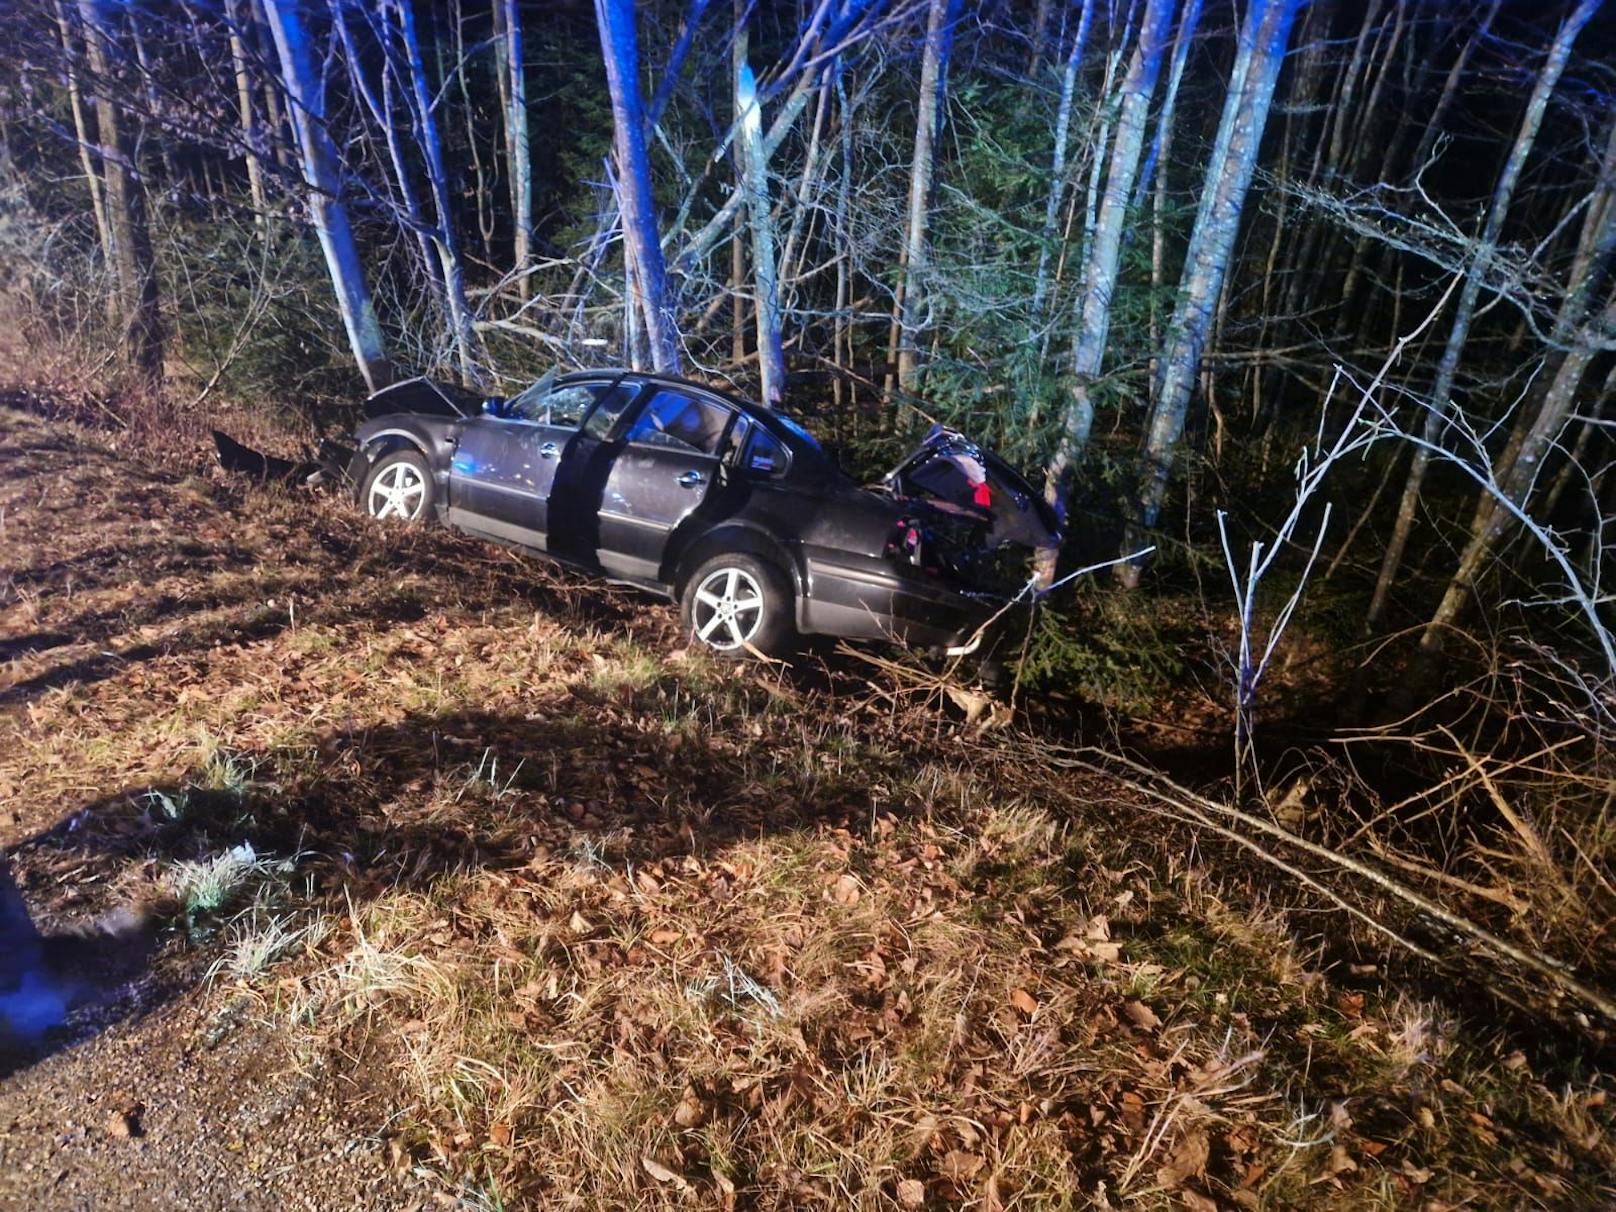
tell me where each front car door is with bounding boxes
[592,388,736,581]
[446,379,615,548]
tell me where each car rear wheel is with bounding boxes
[362,450,434,524]
[680,554,794,657]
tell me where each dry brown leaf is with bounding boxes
[831,873,862,905]
[1120,1090,1147,1132]
[487,1121,512,1149]
[938,1151,984,1183]
[1123,999,1162,1031]
[1158,1130,1210,1189]
[649,928,681,945]
[1010,987,1038,1016]
[895,1177,926,1208]
[1179,1192,1218,1212]
[714,1169,736,1211]
[673,1087,707,1129]
[641,1155,692,1193]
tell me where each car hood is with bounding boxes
[363,376,489,420]
[881,425,1061,550]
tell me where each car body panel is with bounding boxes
[449,414,571,544]
[347,371,1057,649]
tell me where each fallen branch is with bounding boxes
[1022,742,1616,1030]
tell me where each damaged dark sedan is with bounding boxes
[346,370,1059,656]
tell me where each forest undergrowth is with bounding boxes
[2,364,1613,1209]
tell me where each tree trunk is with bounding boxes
[396,0,484,385]
[1026,0,1053,75]
[1122,0,1301,586]
[1141,0,1205,385]
[331,1,440,308]
[451,0,495,262]
[733,27,786,406]
[832,71,852,412]
[77,0,163,387]
[1040,0,1176,546]
[1028,0,1095,327]
[52,0,112,264]
[252,0,291,169]
[1418,126,1616,651]
[263,0,392,392]
[1364,0,1600,629]
[892,0,959,395]
[503,0,532,299]
[594,0,681,374]
[226,0,269,224]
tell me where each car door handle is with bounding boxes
[539,442,558,459]
[677,470,704,488]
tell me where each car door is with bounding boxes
[590,389,736,581]
[446,380,607,548]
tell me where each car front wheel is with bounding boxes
[680,553,794,657]
[362,449,434,524]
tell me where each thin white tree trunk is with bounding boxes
[1419,134,1616,649]
[331,2,440,307]
[595,0,681,373]
[1365,0,1601,629]
[396,0,483,384]
[1028,0,1095,326]
[1123,0,1301,587]
[1040,0,1176,547]
[226,0,269,224]
[893,0,959,394]
[734,25,786,406]
[77,0,163,386]
[503,0,532,299]
[263,0,392,392]
[52,0,112,264]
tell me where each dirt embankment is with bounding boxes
[2,405,1611,1210]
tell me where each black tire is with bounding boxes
[680,552,795,658]
[360,449,434,525]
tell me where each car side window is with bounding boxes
[741,425,789,478]
[507,384,598,428]
[625,391,732,455]
[581,383,638,440]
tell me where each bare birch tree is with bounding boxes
[76,0,162,385]
[595,0,681,374]
[51,0,111,264]
[501,0,532,299]
[395,0,484,384]
[1040,0,1176,556]
[262,0,392,392]
[890,0,959,395]
[1364,0,1602,629]
[733,20,786,405]
[1123,0,1301,587]
[226,0,269,224]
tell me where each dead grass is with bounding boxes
[3,403,1613,1209]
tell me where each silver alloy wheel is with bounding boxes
[690,566,765,651]
[368,461,427,521]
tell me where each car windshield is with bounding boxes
[502,370,558,419]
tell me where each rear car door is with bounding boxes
[446,380,610,548]
[592,389,736,581]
